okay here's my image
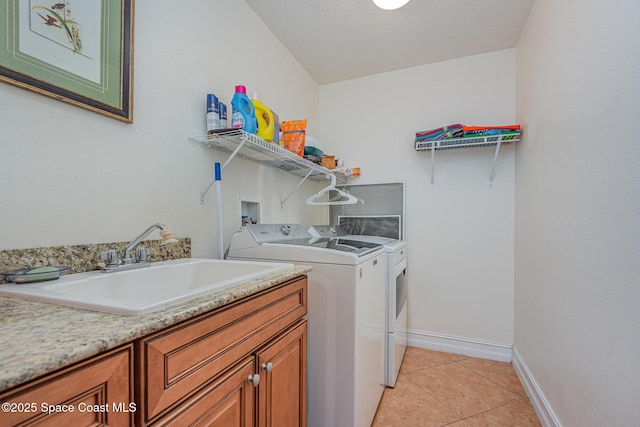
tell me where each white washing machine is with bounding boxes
[309,225,408,387]
[227,224,387,427]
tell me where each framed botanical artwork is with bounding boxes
[0,0,134,122]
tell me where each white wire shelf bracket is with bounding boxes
[415,134,519,187]
[190,130,345,205]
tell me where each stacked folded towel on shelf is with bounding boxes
[415,124,463,143]
[461,125,521,139]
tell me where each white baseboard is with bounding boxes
[407,329,513,362]
[512,347,562,427]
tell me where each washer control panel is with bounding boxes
[246,224,311,243]
[308,225,349,239]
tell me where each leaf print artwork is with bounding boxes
[31,1,83,54]
[3,0,132,121]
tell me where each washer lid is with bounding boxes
[337,215,402,240]
[309,225,406,252]
[240,224,383,257]
[279,237,383,257]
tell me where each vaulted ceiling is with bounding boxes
[246,0,535,84]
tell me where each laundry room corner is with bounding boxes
[318,49,517,358]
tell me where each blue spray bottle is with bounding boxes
[231,85,257,133]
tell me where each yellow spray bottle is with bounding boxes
[250,92,276,142]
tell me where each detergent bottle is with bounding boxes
[250,92,275,141]
[231,85,257,133]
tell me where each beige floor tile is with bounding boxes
[372,374,460,427]
[399,346,456,374]
[410,362,521,418]
[374,347,541,426]
[465,400,542,427]
[459,358,528,397]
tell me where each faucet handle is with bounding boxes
[100,249,119,266]
[135,247,150,263]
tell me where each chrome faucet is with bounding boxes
[123,223,170,264]
[100,223,178,273]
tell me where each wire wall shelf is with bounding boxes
[415,134,519,151]
[190,130,345,182]
[415,134,519,187]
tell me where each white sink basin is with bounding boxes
[0,258,293,315]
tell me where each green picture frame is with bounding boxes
[0,0,134,122]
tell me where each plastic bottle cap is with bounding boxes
[235,85,247,94]
[250,92,262,101]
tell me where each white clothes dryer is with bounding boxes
[309,225,408,387]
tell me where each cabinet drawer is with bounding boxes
[139,277,307,422]
[0,345,133,427]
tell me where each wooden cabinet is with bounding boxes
[152,321,307,427]
[0,345,134,427]
[0,276,307,427]
[138,276,307,426]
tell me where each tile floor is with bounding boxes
[372,347,542,427]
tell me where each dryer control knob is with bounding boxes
[280,225,292,235]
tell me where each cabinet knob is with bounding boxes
[247,374,260,387]
[261,362,273,373]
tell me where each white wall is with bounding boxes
[0,0,323,257]
[515,0,640,425]
[319,49,516,355]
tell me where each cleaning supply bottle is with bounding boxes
[219,102,227,128]
[250,92,275,141]
[231,85,257,133]
[206,93,220,134]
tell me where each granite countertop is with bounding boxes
[0,264,311,392]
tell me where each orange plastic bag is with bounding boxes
[281,119,307,157]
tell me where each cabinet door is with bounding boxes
[151,357,256,427]
[256,320,307,427]
[0,345,133,427]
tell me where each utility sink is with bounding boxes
[0,258,293,315]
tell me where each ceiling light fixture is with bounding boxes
[372,0,410,10]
